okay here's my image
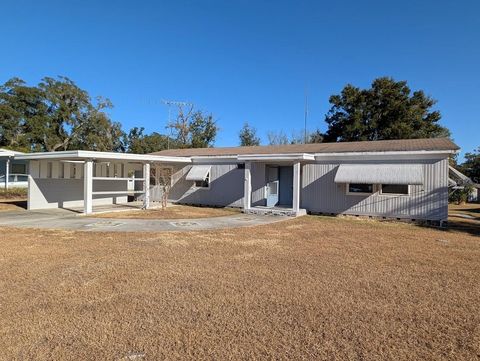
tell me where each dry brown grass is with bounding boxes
[93,204,240,219]
[450,203,480,218]
[0,216,479,360]
[0,187,27,199]
[448,203,480,236]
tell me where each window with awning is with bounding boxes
[334,164,424,185]
[186,165,211,181]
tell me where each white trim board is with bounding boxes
[15,150,191,163]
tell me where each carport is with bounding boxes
[15,151,191,214]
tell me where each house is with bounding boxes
[14,138,459,223]
[449,165,479,203]
[0,148,28,189]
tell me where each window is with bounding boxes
[347,183,373,194]
[194,172,210,188]
[194,179,209,188]
[381,184,409,195]
[11,163,26,174]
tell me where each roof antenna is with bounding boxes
[162,99,193,149]
[304,86,308,144]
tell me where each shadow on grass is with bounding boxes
[441,203,480,236]
[444,218,480,237]
[0,199,27,210]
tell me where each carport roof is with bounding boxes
[0,148,24,157]
[14,150,191,163]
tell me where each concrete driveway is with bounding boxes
[0,209,287,232]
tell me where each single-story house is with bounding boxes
[0,148,28,189]
[449,165,479,203]
[14,138,459,223]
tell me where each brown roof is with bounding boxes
[152,138,459,157]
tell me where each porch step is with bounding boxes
[244,207,307,217]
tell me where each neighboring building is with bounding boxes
[15,138,459,223]
[0,148,28,189]
[449,165,479,203]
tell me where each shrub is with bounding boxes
[449,184,475,204]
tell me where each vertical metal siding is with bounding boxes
[170,163,244,207]
[169,158,449,221]
[301,158,449,221]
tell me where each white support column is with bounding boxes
[143,163,150,209]
[292,162,301,212]
[83,160,93,215]
[5,158,10,190]
[244,162,252,211]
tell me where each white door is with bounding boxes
[266,166,279,207]
[266,181,279,207]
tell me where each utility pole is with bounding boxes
[162,99,193,149]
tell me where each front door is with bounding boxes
[266,166,279,207]
[278,166,293,206]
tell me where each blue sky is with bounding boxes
[1,0,479,159]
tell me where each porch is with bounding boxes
[242,154,312,217]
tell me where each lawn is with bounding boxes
[94,204,240,219]
[446,203,480,237]
[0,215,479,360]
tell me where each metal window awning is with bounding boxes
[334,164,424,185]
[186,165,211,181]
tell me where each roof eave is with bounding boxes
[14,150,192,163]
[237,153,316,161]
[314,149,456,160]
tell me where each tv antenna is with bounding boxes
[304,87,308,144]
[162,100,194,149]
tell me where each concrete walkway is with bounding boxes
[0,209,287,232]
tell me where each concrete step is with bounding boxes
[244,207,307,217]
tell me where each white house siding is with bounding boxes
[301,158,449,221]
[169,163,245,207]
[28,160,130,210]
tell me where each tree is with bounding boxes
[267,130,305,145]
[125,127,175,154]
[0,76,126,152]
[309,129,324,143]
[167,105,218,148]
[0,78,45,152]
[321,77,450,142]
[460,147,480,183]
[239,122,260,146]
[189,111,217,148]
[167,104,194,147]
[267,130,289,145]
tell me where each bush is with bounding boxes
[449,184,475,204]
